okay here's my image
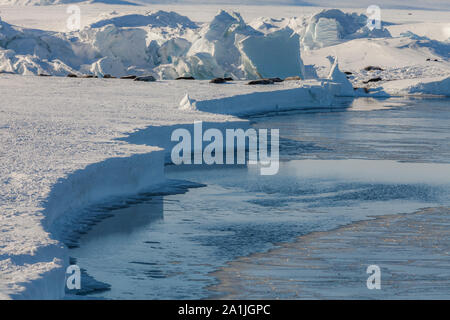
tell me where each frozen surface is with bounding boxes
[238,27,305,79]
[299,9,391,50]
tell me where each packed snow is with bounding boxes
[0,3,450,299]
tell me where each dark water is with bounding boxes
[68,97,450,299]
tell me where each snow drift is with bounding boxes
[383,76,450,97]
[90,11,199,29]
[239,28,305,79]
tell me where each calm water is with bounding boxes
[69,97,450,299]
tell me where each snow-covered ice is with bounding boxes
[382,75,450,96]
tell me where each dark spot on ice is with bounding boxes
[364,66,384,71]
[176,76,195,80]
[363,77,382,84]
[120,75,137,79]
[247,79,274,85]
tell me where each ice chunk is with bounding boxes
[327,56,354,96]
[90,56,126,77]
[307,17,341,48]
[158,38,191,65]
[408,76,450,96]
[180,53,225,79]
[383,76,450,97]
[87,25,150,70]
[179,93,195,110]
[238,28,305,79]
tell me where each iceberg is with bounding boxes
[327,56,354,96]
[186,10,260,79]
[301,9,391,50]
[238,28,305,79]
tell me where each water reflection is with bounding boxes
[79,198,164,242]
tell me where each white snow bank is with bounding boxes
[382,76,450,97]
[1,256,66,300]
[326,56,354,96]
[90,10,199,29]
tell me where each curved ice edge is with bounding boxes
[61,179,204,298]
[4,81,357,299]
[191,82,342,115]
[6,121,250,299]
[6,151,167,300]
